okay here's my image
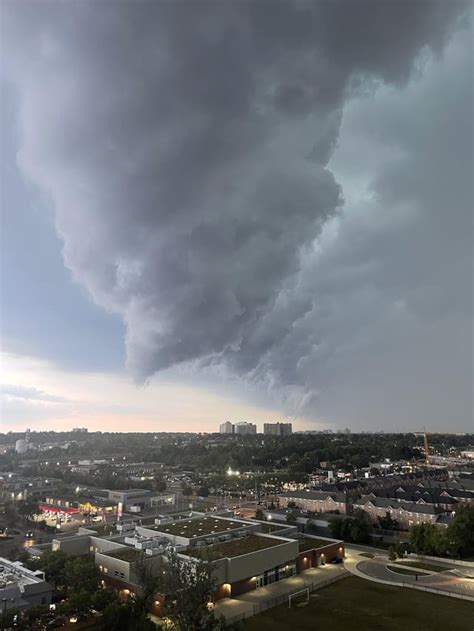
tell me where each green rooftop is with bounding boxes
[187,534,289,561]
[103,547,144,562]
[154,516,248,538]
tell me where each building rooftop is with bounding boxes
[103,547,144,562]
[154,516,248,538]
[0,558,47,589]
[187,534,288,561]
[259,522,289,533]
[296,537,339,552]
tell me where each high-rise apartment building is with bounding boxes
[234,422,257,435]
[263,422,293,436]
[219,421,235,434]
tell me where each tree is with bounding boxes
[0,608,18,631]
[329,511,372,544]
[286,509,298,524]
[63,555,100,594]
[26,550,68,588]
[287,501,297,509]
[378,512,399,531]
[144,552,225,631]
[349,509,372,543]
[2,501,19,529]
[446,505,474,558]
[155,478,167,493]
[255,508,265,521]
[102,600,155,631]
[197,486,210,498]
[409,522,446,556]
[328,517,343,539]
[17,499,40,524]
[395,542,407,558]
[181,483,193,498]
[388,545,397,561]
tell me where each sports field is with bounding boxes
[243,576,474,631]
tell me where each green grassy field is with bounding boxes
[398,561,449,573]
[387,565,425,576]
[243,576,474,631]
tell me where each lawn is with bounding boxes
[243,576,474,631]
[387,565,425,576]
[397,561,449,573]
[104,547,144,562]
[188,534,286,560]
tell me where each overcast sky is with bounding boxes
[1,1,472,433]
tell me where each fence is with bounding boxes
[401,581,474,602]
[407,553,474,569]
[224,570,349,626]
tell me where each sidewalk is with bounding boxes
[214,563,347,621]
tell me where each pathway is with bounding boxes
[344,548,474,601]
[214,563,347,621]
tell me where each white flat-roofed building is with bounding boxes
[219,421,234,434]
[0,558,52,611]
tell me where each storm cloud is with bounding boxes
[3,1,472,428]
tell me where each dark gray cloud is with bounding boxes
[2,1,472,429]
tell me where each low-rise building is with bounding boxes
[353,496,446,528]
[278,490,349,514]
[0,558,52,611]
[36,512,344,605]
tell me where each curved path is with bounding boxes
[344,550,474,601]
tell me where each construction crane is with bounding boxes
[423,430,430,465]
[414,428,430,465]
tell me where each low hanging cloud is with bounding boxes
[3,1,471,427]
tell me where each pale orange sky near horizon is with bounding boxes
[0,351,320,434]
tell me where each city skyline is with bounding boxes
[1,2,472,434]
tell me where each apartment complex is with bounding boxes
[219,421,235,434]
[263,423,293,436]
[234,422,257,435]
[218,421,292,435]
[352,496,445,529]
[277,471,471,531]
[279,490,349,514]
